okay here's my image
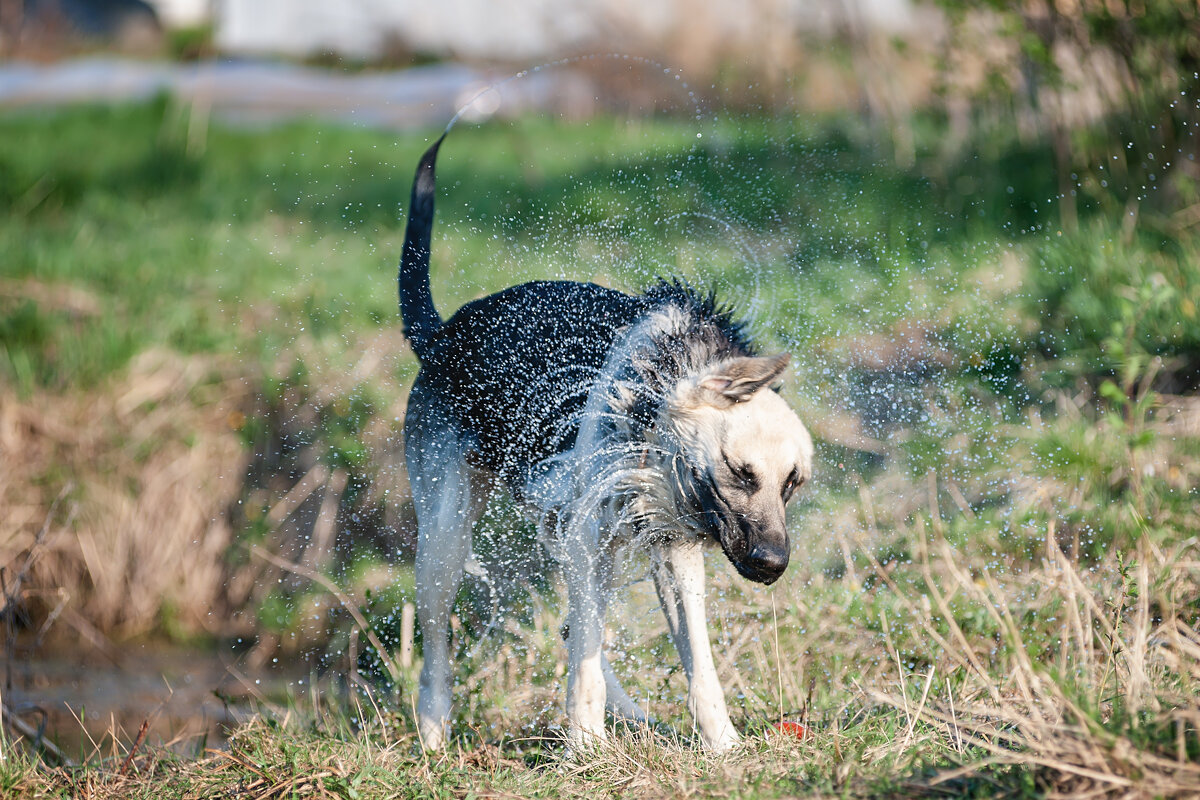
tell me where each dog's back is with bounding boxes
[413,280,644,479]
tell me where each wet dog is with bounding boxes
[399,136,813,751]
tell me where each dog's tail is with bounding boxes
[398,135,446,360]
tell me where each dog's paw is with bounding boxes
[701,728,741,754]
[417,717,448,751]
[559,721,610,763]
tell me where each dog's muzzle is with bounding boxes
[736,539,790,584]
[676,456,790,585]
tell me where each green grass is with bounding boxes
[2,97,1199,797]
[0,102,1055,388]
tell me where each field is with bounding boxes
[1,94,1199,798]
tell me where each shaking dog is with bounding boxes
[399,135,813,751]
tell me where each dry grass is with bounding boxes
[0,348,251,639]
[868,523,1200,798]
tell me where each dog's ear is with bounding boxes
[697,354,790,405]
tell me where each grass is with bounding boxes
[3,523,1197,797]
[1,93,1198,797]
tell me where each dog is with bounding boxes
[399,135,813,752]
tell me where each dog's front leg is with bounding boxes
[652,541,739,751]
[563,530,607,750]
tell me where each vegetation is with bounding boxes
[1,60,1198,797]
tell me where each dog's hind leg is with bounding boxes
[412,455,490,750]
[651,541,739,751]
[407,391,492,750]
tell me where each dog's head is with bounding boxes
[666,354,813,585]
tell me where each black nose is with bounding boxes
[739,542,790,584]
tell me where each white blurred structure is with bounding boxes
[216,0,590,59]
[206,0,922,61]
[147,0,212,28]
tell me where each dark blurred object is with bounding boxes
[4,0,163,57]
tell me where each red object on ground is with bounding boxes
[773,721,809,740]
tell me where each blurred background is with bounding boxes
[1,0,1198,774]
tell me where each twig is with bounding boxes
[250,546,402,685]
[264,465,328,527]
[301,469,347,574]
[62,702,103,763]
[881,610,910,733]
[13,485,72,589]
[0,701,72,766]
[3,484,73,692]
[946,672,964,755]
[61,608,122,666]
[30,588,70,650]
[118,718,150,775]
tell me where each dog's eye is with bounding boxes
[723,455,759,493]
[782,470,805,502]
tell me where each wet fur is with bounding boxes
[398,138,813,751]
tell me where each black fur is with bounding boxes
[398,139,752,491]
